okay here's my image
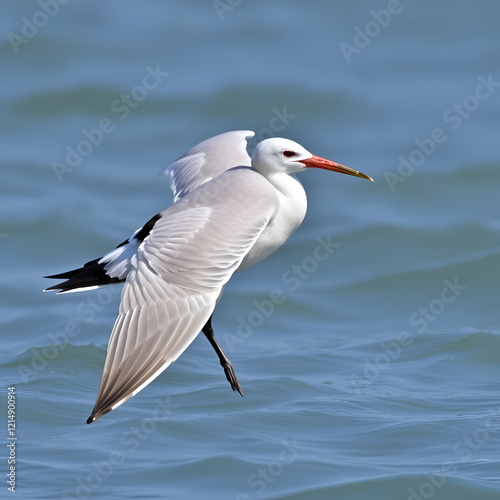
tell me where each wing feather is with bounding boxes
[87,169,279,422]
[163,130,255,201]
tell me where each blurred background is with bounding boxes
[1,1,500,499]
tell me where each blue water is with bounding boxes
[1,1,500,499]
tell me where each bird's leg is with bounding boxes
[202,315,243,396]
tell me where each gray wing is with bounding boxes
[163,130,255,201]
[87,170,278,422]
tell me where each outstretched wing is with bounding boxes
[163,130,255,201]
[87,169,278,423]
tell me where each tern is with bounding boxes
[45,130,372,423]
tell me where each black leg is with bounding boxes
[202,315,243,396]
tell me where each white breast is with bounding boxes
[239,173,307,270]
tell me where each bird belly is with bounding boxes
[238,227,285,271]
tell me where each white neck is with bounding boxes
[271,172,307,233]
[268,170,306,214]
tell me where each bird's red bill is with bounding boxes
[301,154,373,181]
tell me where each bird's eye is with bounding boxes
[283,150,296,158]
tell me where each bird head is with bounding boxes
[251,137,373,181]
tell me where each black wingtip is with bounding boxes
[86,403,114,424]
[86,410,99,424]
[44,258,124,293]
[44,271,78,280]
[43,283,66,293]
